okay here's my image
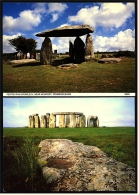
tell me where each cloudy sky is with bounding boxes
[3,2,135,53]
[3,97,135,127]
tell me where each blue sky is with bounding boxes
[3,2,135,53]
[3,97,135,127]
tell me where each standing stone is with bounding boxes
[28,115,32,128]
[69,40,74,62]
[79,115,86,127]
[31,115,35,128]
[40,37,52,65]
[87,116,98,127]
[49,114,56,128]
[46,113,50,128]
[65,115,70,127]
[59,115,65,128]
[34,114,40,128]
[74,36,85,63]
[70,114,76,128]
[85,34,94,61]
[76,115,80,127]
[41,115,46,128]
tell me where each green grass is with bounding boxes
[3,127,136,192]
[3,56,135,92]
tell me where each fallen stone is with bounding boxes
[38,139,135,192]
[98,58,122,63]
[36,25,94,37]
[8,59,36,64]
[57,64,77,69]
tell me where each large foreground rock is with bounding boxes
[38,139,135,192]
[98,58,122,63]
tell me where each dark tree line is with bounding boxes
[8,36,37,53]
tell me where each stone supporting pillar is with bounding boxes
[49,114,56,128]
[34,114,40,128]
[79,115,86,127]
[87,116,98,127]
[31,115,35,128]
[46,113,50,128]
[69,40,74,62]
[76,115,80,127]
[65,115,70,127]
[74,36,85,63]
[41,115,46,128]
[59,115,65,128]
[28,115,32,128]
[85,34,95,61]
[70,114,76,128]
[40,37,52,65]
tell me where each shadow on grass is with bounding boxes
[12,61,41,68]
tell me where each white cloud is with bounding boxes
[68,3,134,29]
[47,3,68,23]
[3,33,21,53]
[94,29,135,52]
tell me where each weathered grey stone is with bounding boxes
[40,37,52,65]
[69,40,74,62]
[49,114,56,128]
[87,116,99,127]
[31,116,35,128]
[38,139,136,191]
[34,115,40,128]
[98,58,122,63]
[41,115,46,128]
[65,115,70,127]
[52,112,83,115]
[85,34,94,60]
[79,115,86,127]
[59,115,65,128]
[46,113,50,128]
[28,115,32,128]
[74,37,85,63]
[36,25,94,37]
[70,114,76,128]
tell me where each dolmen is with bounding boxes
[35,25,95,65]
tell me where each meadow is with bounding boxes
[3,127,136,192]
[3,55,135,93]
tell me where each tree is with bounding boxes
[8,36,37,53]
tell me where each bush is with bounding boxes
[114,51,135,58]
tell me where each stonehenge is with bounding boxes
[28,112,99,128]
[36,25,94,64]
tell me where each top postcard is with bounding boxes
[3,2,136,94]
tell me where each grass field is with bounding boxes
[3,56,135,93]
[3,127,136,192]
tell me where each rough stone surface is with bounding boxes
[36,25,94,37]
[70,114,76,128]
[79,115,86,127]
[59,115,65,128]
[57,64,77,69]
[49,114,56,128]
[8,59,36,64]
[38,139,136,192]
[98,58,122,63]
[69,40,74,62]
[65,115,70,127]
[31,116,35,128]
[52,112,83,115]
[87,116,99,127]
[40,37,52,65]
[28,115,32,128]
[74,37,85,63]
[34,115,40,128]
[85,34,94,60]
[41,115,46,128]
[46,113,50,128]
